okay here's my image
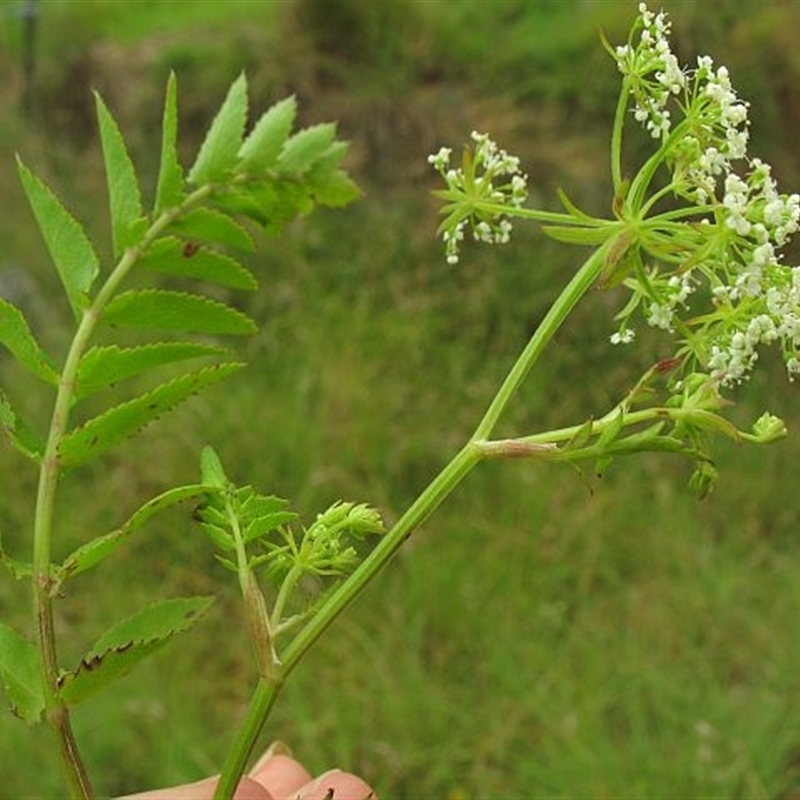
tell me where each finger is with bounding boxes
[249,753,313,796]
[116,776,220,799]
[118,775,273,800]
[295,770,377,800]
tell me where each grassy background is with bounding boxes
[3,0,800,797]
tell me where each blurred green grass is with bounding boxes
[3,0,800,797]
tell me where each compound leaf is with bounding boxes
[0,623,44,723]
[58,362,244,467]
[168,208,254,252]
[0,297,58,384]
[75,342,226,399]
[95,92,144,257]
[139,237,257,290]
[0,387,44,461]
[155,72,184,213]
[58,484,210,581]
[102,289,256,335]
[16,158,99,316]
[58,596,213,705]
[188,73,248,185]
[238,95,296,172]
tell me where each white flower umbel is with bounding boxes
[431,2,800,392]
[609,3,800,387]
[428,132,528,264]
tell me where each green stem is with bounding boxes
[31,185,214,798]
[215,240,611,797]
[474,202,609,228]
[472,244,608,440]
[611,76,631,193]
[213,677,283,800]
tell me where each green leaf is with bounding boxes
[681,409,741,441]
[75,342,225,399]
[58,362,244,467]
[565,418,594,451]
[689,460,718,500]
[0,387,44,461]
[239,95,297,172]
[0,297,58,383]
[212,181,312,235]
[243,511,296,545]
[95,92,144,257]
[58,597,213,705]
[595,410,625,450]
[205,524,236,553]
[308,169,361,209]
[200,445,229,489]
[0,624,44,723]
[188,73,248,185]
[307,139,349,173]
[139,237,257,290]
[556,187,595,221]
[16,158,100,315]
[57,484,210,582]
[277,123,337,175]
[155,72,184,213]
[168,208,254,251]
[541,224,613,246]
[599,229,640,289]
[102,289,257,335]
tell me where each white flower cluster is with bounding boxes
[611,271,694,345]
[614,2,685,139]
[611,4,800,387]
[428,131,528,264]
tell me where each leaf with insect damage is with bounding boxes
[167,207,254,252]
[57,484,211,582]
[57,362,244,467]
[58,597,213,705]
[0,624,44,723]
[138,237,257,290]
[75,342,226,399]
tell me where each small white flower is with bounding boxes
[647,301,674,330]
[427,147,452,171]
[610,328,636,344]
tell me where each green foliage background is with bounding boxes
[2,1,800,797]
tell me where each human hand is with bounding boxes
[118,744,376,800]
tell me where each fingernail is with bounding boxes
[302,769,342,799]
[249,739,293,774]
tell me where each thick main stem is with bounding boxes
[31,186,214,799]
[33,307,102,800]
